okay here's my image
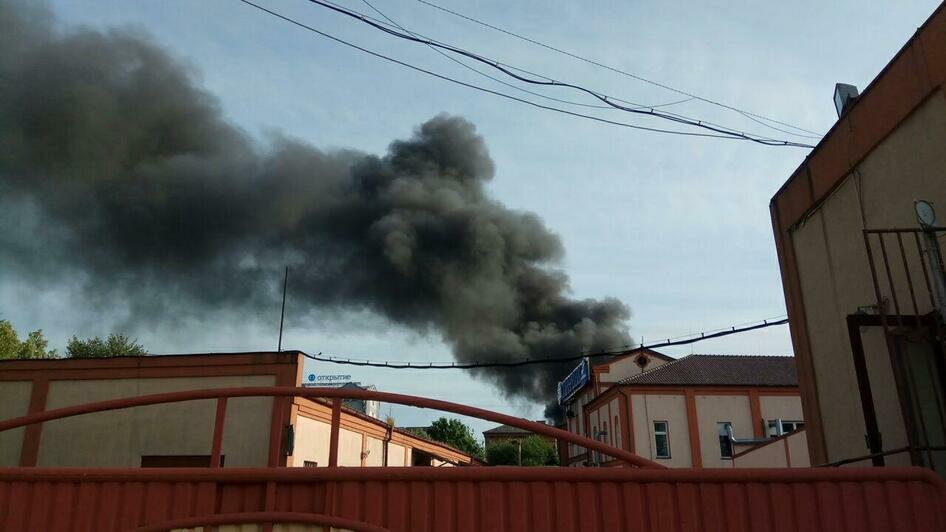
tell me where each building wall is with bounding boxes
[694,395,753,468]
[787,92,946,464]
[0,354,474,469]
[39,375,276,467]
[0,381,32,467]
[759,395,803,425]
[631,393,692,467]
[290,398,474,467]
[596,353,669,384]
[576,386,803,468]
[734,429,810,468]
[293,414,331,467]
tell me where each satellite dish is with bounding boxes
[915,200,937,227]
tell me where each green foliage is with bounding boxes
[406,427,430,439]
[66,333,146,358]
[0,320,57,359]
[425,417,484,460]
[486,435,559,466]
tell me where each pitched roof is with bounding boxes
[618,355,797,387]
[483,422,545,435]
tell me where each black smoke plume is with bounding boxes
[0,3,630,407]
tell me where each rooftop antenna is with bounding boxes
[277,266,289,352]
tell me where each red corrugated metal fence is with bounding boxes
[1,466,944,531]
[1,386,945,530]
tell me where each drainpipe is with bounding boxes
[382,425,392,466]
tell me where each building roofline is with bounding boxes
[770,1,946,227]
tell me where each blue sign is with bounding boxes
[307,373,315,382]
[557,358,590,405]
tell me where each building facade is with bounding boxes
[562,354,806,468]
[0,352,475,468]
[771,3,946,472]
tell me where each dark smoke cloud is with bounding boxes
[0,3,630,406]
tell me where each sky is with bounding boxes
[2,0,941,437]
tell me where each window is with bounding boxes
[767,420,805,437]
[653,421,670,459]
[718,422,733,458]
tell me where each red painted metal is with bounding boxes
[135,511,392,532]
[0,386,662,468]
[0,466,944,531]
[2,386,946,530]
[328,397,342,467]
[210,396,227,468]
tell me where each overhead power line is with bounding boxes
[413,0,823,139]
[302,316,789,369]
[337,0,689,112]
[237,0,786,141]
[302,0,814,148]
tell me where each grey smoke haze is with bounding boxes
[0,3,630,405]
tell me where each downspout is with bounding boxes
[383,425,392,466]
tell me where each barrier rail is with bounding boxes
[0,385,663,469]
[3,387,946,531]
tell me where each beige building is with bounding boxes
[562,353,806,468]
[560,348,674,453]
[771,3,946,472]
[0,352,476,468]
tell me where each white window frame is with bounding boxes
[653,420,670,459]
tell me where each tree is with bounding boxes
[66,333,146,358]
[0,320,57,359]
[486,435,559,466]
[425,417,484,460]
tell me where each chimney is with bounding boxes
[834,83,859,117]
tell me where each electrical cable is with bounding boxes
[302,0,814,148]
[413,0,823,139]
[334,0,688,112]
[237,0,771,140]
[301,316,789,369]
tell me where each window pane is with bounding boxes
[767,421,780,437]
[718,422,733,458]
[655,434,670,458]
[653,421,670,458]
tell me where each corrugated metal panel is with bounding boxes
[1,466,944,531]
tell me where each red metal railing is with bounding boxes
[4,387,946,531]
[0,386,663,469]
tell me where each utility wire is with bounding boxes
[302,316,789,369]
[336,0,689,112]
[413,0,823,140]
[303,0,813,148]
[354,0,612,111]
[238,0,767,140]
[325,1,805,146]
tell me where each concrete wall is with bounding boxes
[388,443,405,466]
[631,394,691,467]
[695,395,753,468]
[789,91,946,464]
[598,354,669,384]
[0,381,32,467]
[759,395,803,425]
[734,429,810,468]
[37,375,276,467]
[293,415,331,467]
[365,436,384,466]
